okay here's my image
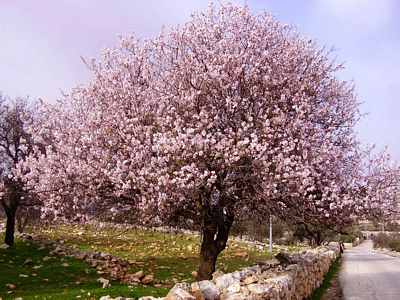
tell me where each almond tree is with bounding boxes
[146,4,365,279]
[19,4,398,279]
[0,95,38,246]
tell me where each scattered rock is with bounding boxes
[133,270,145,279]
[5,283,16,289]
[0,244,10,249]
[141,274,154,285]
[23,258,33,265]
[98,277,111,288]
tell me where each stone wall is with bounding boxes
[139,244,340,300]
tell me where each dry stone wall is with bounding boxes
[138,244,340,300]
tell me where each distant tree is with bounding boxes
[0,94,39,246]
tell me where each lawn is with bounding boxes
[0,223,301,299]
[0,234,166,299]
[31,223,277,285]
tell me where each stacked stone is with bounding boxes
[139,244,339,300]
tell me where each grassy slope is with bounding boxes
[32,224,280,285]
[0,223,303,299]
[0,233,164,299]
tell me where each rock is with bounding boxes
[98,277,111,288]
[76,252,87,260]
[286,264,299,272]
[243,275,258,285]
[125,274,141,283]
[212,270,224,280]
[138,297,165,300]
[99,296,112,300]
[275,252,292,265]
[233,251,247,258]
[226,282,241,294]
[100,252,111,259]
[0,244,10,249]
[214,274,239,290]
[141,274,154,285]
[165,285,195,300]
[191,281,220,300]
[133,270,145,279]
[23,258,33,265]
[191,288,205,300]
[220,293,243,300]
[5,283,16,289]
[247,283,272,297]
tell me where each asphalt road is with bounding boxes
[340,240,400,300]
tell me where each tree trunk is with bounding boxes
[4,206,17,246]
[197,206,234,280]
[198,237,219,280]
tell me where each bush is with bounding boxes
[373,232,400,251]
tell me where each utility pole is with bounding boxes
[269,215,273,253]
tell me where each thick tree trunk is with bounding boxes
[197,205,234,280]
[4,206,17,246]
[198,238,219,280]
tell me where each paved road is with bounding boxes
[340,240,400,300]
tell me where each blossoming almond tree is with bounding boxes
[146,4,368,279]
[0,95,40,246]
[18,3,399,280]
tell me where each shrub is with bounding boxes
[373,232,400,251]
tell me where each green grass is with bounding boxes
[30,224,277,286]
[0,234,167,299]
[0,223,302,298]
[308,256,342,300]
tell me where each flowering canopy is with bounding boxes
[16,3,399,266]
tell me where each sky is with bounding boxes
[1,0,399,159]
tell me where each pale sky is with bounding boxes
[1,0,399,159]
